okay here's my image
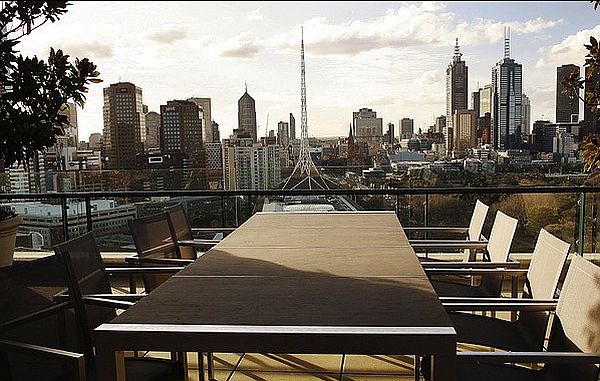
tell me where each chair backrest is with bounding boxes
[546,255,600,381]
[526,229,571,300]
[486,211,518,263]
[165,203,196,260]
[478,211,518,297]
[467,200,489,241]
[53,233,116,334]
[0,254,83,380]
[129,212,178,291]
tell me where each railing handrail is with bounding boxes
[0,185,599,199]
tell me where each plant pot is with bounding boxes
[0,215,23,267]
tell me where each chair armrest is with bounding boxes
[457,351,600,364]
[0,339,86,380]
[191,227,236,233]
[82,296,136,310]
[421,261,521,269]
[443,301,557,312]
[106,266,185,274]
[425,268,528,276]
[177,239,220,247]
[410,241,489,250]
[440,297,558,303]
[410,239,488,245]
[403,227,469,234]
[124,256,194,266]
[55,294,145,303]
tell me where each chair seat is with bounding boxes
[450,312,542,351]
[125,358,184,381]
[431,280,494,298]
[458,363,543,381]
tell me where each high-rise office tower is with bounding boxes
[479,85,493,117]
[434,115,446,134]
[187,97,212,144]
[452,109,478,151]
[400,118,414,139]
[556,65,580,123]
[144,111,161,149]
[583,66,600,137]
[277,121,289,147]
[238,85,257,142]
[446,38,468,153]
[491,27,522,149]
[386,122,395,144]
[353,108,383,153]
[289,113,296,140]
[471,90,480,119]
[102,82,146,169]
[522,94,531,136]
[59,102,78,147]
[211,121,220,143]
[160,100,203,160]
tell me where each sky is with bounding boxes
[14,1,600,141]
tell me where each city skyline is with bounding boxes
[16,1,599,141]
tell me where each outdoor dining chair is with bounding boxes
[423,210,519,298]
[446,255,600,381]
[129,212,195,292]
[164,203,226,260]
[53,232,187,381]
[404,200,489,262]
[0,253,85,380]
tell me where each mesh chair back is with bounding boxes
[527,229,570,300]
[165,203,197,260]
[467,200,489,241]
[53,233,116,333]
[0,254,82,380]
[129,213,178,291]
[486,211,518,263]
[478,211,518,296]
[462,200,490,262]
[546,255,600,380]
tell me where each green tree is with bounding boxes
[0,1,102,168]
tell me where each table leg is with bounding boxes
[96,346,126,381]
[431,352,455,381]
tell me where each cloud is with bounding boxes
[60,41,113,58]
[417,69,443,86]
[364,95,396,106]
[145,24,190,44]
[212,31,263,59]
[242,8,263,21]
[536,24,600,68]
[269,3,560,56]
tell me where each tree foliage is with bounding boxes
[0,1,102,168]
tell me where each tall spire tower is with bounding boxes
[283,27,328,190]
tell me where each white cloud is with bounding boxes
[269,4,560,57]
[536,24,600,68]
[144,24,190,44]
[59,41,113,58]
[210,31,263,59]
[242,8,263,21]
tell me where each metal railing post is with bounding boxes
[578,191,586,257]
[395,194,400,218]
[60,197,69,241]
[85,197,93,233]
[221,195,226,228]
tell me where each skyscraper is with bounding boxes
[434,115,446,134]
[522,93,531,136]
[102,82,146,169]
[556,64,580,123]
[400,118,414,139]
[187,97,212,143]
[353,108,383,153]
[145,111,160,149]
[479,85,493,117]
[386,122,395,144]
[277,121,289,147]
[211,121,220,143]
[238,85,257,142]
[289,113,296,140]
[491,28,522,149]
[446,38,469,153]
[452,109,478,152]
[159,100,203,160]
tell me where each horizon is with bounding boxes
[16,1,598,141]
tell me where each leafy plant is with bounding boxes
[0,205,16,222]
[0,1,102,169]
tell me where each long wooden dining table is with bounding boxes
[94,211,457,380]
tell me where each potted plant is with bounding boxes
[0,1,102,263]
[0,205,22,267]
